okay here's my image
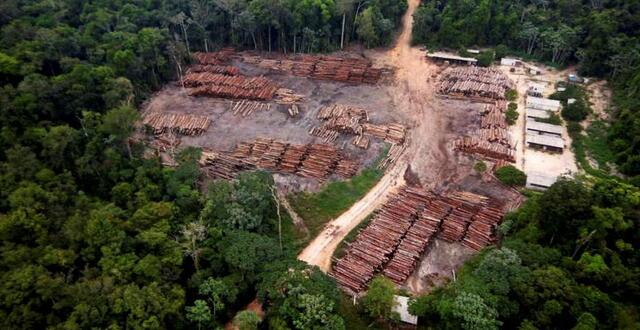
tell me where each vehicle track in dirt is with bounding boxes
[297,0,452,271]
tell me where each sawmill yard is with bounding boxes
[140,0,530,297]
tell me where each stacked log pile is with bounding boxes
[382,197,452,284]
[201,139,359,180]
[200,150,253,180]
[193,48,236,65]
[331,186,505,294]
[463,206,503,251]
[363,123,407,144]
[298,144,342,179]
[378,143,407,169]
[183,73,279,100]
[438,67,515,100]
[188,64,239,76]
[352,134,370,149]
[454,136,515,162]
[142,112,211,136]
[275,88,304,105]
[331,187,430,294]
[311,104,368,143]
[232,100,270,117]
[242,54,382,84]
[454,101,515,162]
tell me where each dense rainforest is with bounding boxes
[412,0,640,183]
[0,0,638,329]
[0,0,406,329]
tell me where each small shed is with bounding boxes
[393,295,418,325]
[526,108,551,120]
[526,133,564,153]
[526,96,561,112]
[427,52,477,65]
[526,120,563,137]
[501,58,522,67]
[527,65,543,75]
[467,49,480,54]
[527,82,546,97]
[526,172,557,190]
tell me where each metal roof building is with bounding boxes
[526,133,564,152]
[526,108,551,120]
[501,58,522,66]
[526,96,561,112]
[526,172,558,190]
[427,52,478,65]
[526,120,563,137]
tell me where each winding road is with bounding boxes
[297,0,445,272]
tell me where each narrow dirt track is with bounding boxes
[297,0,446,272]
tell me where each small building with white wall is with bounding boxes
[527,82,546,97]
[393,295,418,325]
[526,96,561,112]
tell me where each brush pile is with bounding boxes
[438,67,514,100]
[200,139,360,180]
[184,73,279,100]
[142,112,211,136]
[331,186,505,294]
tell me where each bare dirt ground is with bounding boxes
[144,0,527,296]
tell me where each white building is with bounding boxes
[501,58,522,67]
[526,96,561,112]
[526,108,551,120]
[393,295,418,325]
[527,82,546,96]
[526,133,565,152]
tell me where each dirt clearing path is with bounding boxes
[298,0,449,271]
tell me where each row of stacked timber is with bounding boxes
[438,67,515,100]
[331,187,432,294]
[454,101,515,162]
[231,100,270,117]
[183,73,279,100]
[142,112,211,136]
[188,64,239,76]
[242,54,382,84]
[454,137,516,162]
[462,206,503,251]
[382,198,452,284]
[331,186,506,294]
[200,138,360,180]
[378,143,407,169]
[192,48,236,65]
[362,123,407,145]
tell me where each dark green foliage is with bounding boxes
[505,89,517,102]
[476,50,495,67]
[411,179,640,329]
[505,104,518,125]
[474,161,487,173]
[495,165,526,186]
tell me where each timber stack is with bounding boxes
[232,100,270,117]
[192,48,236,65]
[454,101,515,162]
[382,198,451,284]
[363,123,407,144]
[331,185,505,294]
[188,64,239,76]
[438,67,514,100]
[200,139,359,180]
[142,112,211,136]
[183,73,279,100]
[242,54,382,84]
[454,136,516,162]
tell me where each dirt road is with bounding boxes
[298,0,449,271]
